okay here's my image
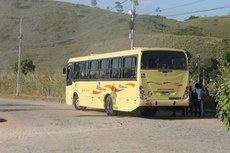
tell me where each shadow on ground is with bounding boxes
[0,118,7,123]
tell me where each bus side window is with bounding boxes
[123,56,137,79]
[80,62,89,80]
[100,60,105,79]
[89,60,99,79]
[111,58,121,79]
[123,57,132,78]
[73,63,80,80]
[131,56,137,78]
[66,63,73,85]
[100,59,110,80]
[67,64,72,81]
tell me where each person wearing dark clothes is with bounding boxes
[194,83,204,117]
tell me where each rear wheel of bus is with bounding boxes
[105,95,117,116]
[73,94,86,111]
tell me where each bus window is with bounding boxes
[123,56,137,79]
[131,56,137,78]
[89,60,99,79]
[66,63,73,85]
[111,58,121,79]
[80,62,89,79]
[100,59,110,79]
[73,63,80,80]
[141,51,187,70]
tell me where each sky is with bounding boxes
[58,0,230,21]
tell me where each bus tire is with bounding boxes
[105,95,117,116]
[73,94,86,111]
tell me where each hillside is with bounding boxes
[0,0,229,73]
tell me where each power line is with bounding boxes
[146,0,206,15]
[162,0,206,12]
[166,5,230,17]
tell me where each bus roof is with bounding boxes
[68,48,186,63]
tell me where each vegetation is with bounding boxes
[173,26,204,36]
[13,59,36,75]
[0,0,230,108]
[115,1,123,13]
[0,71,65,98]
[216,50,230,131]
[186,16,200,20]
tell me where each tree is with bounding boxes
[91,0,97,7]
[186,16,199,20]
[188,54,220,84]
[155,7,161,16]
[14,59,36,75]
[216,50,230,131]
[115,1,123,13]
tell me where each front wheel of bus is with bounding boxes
[73,94,86,111]
[105,95,117,116]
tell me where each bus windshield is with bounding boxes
[141,51,187,70]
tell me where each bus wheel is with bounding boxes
[105,95,117,116]
[73,94,86,111]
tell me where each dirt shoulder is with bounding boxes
[0,97,229,153]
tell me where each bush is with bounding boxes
[216,50,230,131]
[186,16,199,20]
[13,59,36,75]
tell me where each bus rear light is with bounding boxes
[140,90,145,95]
[139,85,147,100]
[184,86,189,95]
[183,86,189,99]
[139,86,145,94]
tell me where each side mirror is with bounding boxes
[63,67,66,74]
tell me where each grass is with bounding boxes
[0,70,65,98]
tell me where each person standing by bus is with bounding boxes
[188,85,194,115]
[194,83,204,117]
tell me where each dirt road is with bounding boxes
[0,97,229,153]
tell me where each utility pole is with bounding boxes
[129,1,136,50]
[202,67,205,86]
[16,17,23,96]
[197,54,200,82]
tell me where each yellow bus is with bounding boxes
[64,48,189,116]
